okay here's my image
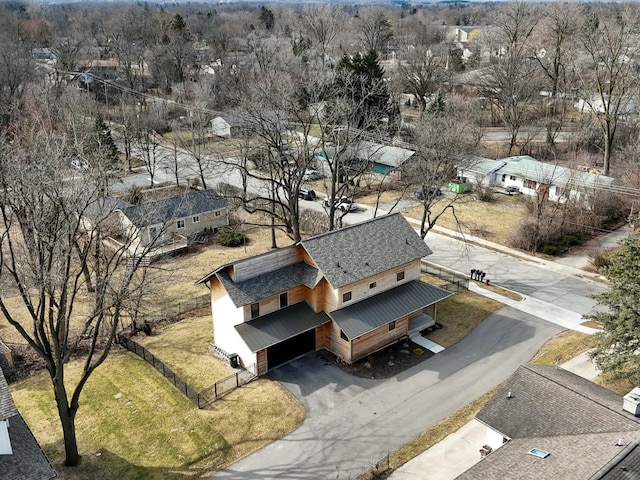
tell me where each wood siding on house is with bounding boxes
[316,323,332,350]
[232,246,302,283]
[256,349,268,376]
[350,317,409,362]
[242,285,307,322]
[332,260,421,312]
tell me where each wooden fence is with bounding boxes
[117,335,256,408]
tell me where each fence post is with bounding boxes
[236,372,239,388]
[214,383,217,399]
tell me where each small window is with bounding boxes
[176,219,185,229]
[340,330,348,341]
[149,226,158,239]
[250,302,259,319]
[215,211,221,217]
[501,174,506,182]
[389,321,396,331]
[510,175,516,181]
[192,215,200,223]
[397,271,405,281]
[343,291,352,302]
[280,292,288,308]
[524,179,536,189]
[369,282,376,289]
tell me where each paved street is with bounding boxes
[214,308,562,479]
[111,140,615,479]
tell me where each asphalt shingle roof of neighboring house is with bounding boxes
[301,213,432,289]
[457,364,640,480]
[0,369,57,480]
[216,262,320,308]
[349,141,415,168]
[0,368,18,421]
[467,156,616,191]
[117,189,227,228]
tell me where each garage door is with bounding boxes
[267,329,316,369]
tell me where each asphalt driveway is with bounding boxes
[211,307,562,479]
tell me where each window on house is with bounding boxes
[215,211,221,217]
[397,271,405,281]
[343,291,352,302]
[510,175,516,181]
[524,179,536,189]
[192,215,200,223]
[176,219,185,229]
[340,330,348,341]
[250,302,259,319]
[501,174,506,182]
[369,282,377,289]
[280,292,288,308]
[389,321,396,331]
[149,226,158,240]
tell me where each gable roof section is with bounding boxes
[330,280,452,339]
[352,141,415,168]
[0,369,57,480]
[301,213,432,289]
[0,368,18,421]
[466,156,616,191]
[477,364,640,439]
[217,262,320,308]
[120,189,227,228]
[458,364,640,480]
[236,302,331,352]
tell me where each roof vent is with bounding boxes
[623,387,640,416]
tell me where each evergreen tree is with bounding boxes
[94,114,119,163]
[426,90,446,116]
[333,49,392,130]
[586,236,640,383]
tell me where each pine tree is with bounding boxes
[586,236,640,383]
[94,114,119,163]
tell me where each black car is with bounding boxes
[298,187,317,200]
[414,186,442,200]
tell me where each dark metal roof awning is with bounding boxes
[236,302,331,353]
[330,280,452,339]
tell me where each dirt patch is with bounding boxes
[320,337,435,379]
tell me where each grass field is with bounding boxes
[402,192,529,246]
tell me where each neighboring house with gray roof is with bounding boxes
[0,369,56,480]
[197,213,451,375]
[461,155,616,207]
[107,189,228,259]
[211,115,245,138]
[457,364,640,480]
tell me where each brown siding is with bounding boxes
[257,349,268,376]
[316,323,332,350]
[350,317,409,363]
[232,246,303,282]
[325,322,351,361]
[242,285,307,321]
[332,259,422,312]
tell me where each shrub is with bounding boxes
[542,244,558,256]
[562,234,580,246]
[588,248,614,270]
[216,227,246,247]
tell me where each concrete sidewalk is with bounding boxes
[388,353,600,480]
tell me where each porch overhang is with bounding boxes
[329,280,452,339]
[235,302,331,353]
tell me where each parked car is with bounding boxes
[302,169,322,182]
[414,186,442,200]
[323,195,358,212]
[298,187,317,201]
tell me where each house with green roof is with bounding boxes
[460,155,616,207]
[197,213,451,375]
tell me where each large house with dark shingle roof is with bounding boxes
[456,364,640,480]
[197,213,451,375]
[107,189,228,258]
[0,369,57,480]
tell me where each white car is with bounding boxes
[302,169,322,182]
[323,195,358,212]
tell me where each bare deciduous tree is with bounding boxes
[0,104,161,467]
